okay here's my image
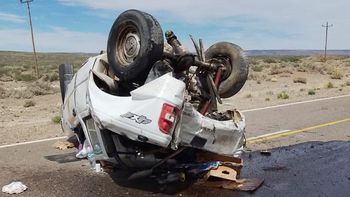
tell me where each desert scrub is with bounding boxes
[269,65,283,75]
[248,73,260,80]
[24,100,35,107]
[308,89,316,95]
[325,82,334,89]
[245,93,253,98]
[327,67,343,79]
[15,73,35,82]
[52,115,61,124]
[293,77,307,84]
[251,64,264,72]
[329,70,343,79]
[48,72,59,81]
[263,57,277,64]
[277,91,289,99]
[279,56,301,63]
[28,81,54,96]
[247,58,259,65]
[0,86,9,98]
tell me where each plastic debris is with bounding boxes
[75,140,88,159]
[2,181,27,194]
[95,163,102,173]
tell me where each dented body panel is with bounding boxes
[61,54,246,159]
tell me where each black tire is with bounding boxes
[205,42,249,98]
[107,9,164,83]
[59,64,73,102]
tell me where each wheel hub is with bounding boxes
[123,33,140,63]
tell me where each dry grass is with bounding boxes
[251,65,264,72]
[0,51,91,81]
[293,77,307,84]
[277,91,289,99]
[24,100,36,107]
[308,89,316,95]
[245,93,253,98]
[51,115,61,124]
[328,69,343,79]
[325,82,334,89]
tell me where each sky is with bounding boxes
[0,0,349,53]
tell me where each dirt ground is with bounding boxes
[0,55,350,145]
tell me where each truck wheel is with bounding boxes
[107,9,164,83]
[59,64,73,102]
[205,42,249,98]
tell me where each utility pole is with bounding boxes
[322,22,333,61]
[20,0,39,78]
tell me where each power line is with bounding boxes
[322,22,333,61]
[20,0,39,78]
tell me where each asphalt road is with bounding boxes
[0,95,349,197]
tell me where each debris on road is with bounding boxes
[2,181,27,194]
[194,157,263,191]
[53,140,75,150]
[260,150,272,156]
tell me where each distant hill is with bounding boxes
[245,50,350,57]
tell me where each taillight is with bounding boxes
[158,103,178,134]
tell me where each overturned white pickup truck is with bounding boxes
[59,9,248,170]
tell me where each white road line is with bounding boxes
[247,130,291,141]
[1,94,350,149]
[0,136,67,149]
[241,94,350,113]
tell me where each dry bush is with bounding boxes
[293,77,307,84]
[266,91,274,95]
[245,93,253,98]
[0,86,9,99]
[269,65,283,75]
[269,64,293,75]
[325,82,334,89]
[251,64,264,72]
[344,81,350,86]
[14,72,35,82]
[8,80,56,99]
[248,73,259,80]
[12,89,33,99]
[308,89,316,95]
[27,81,54,96]
[24,100,35,107]
[263,57,278,64]
[327,67,343,79]
[277,91,289,99]
[247,58,259,65]
[279,56,301,63]
[52,115,61,124]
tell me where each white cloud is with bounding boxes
[0,12,25,23]
[0,28,106,53]
[57,0,350,49]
